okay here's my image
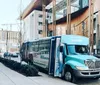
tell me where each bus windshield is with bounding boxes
[67,45,89,55]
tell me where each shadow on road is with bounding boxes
[76,78,100,85]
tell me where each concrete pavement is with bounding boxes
[0,63,75,85]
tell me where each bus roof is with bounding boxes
[22,35,89,46]
[61,35,89,45]
[28,36,61,42]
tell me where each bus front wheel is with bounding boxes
[64,68,75,82]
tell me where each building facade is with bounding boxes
[0,30,20,53]
[22,10,52,41]
[48,0,100,54]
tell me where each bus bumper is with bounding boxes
[73,69,100,78]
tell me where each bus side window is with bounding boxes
[60,46,63,52]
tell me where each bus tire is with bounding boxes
[64,67,75,82]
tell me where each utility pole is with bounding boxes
[89,0,94,54]
[42,0,46,37]
[19,0,22,48]
[52,0,56,36]
[66,0,71,34]
[6,31,8,52]
[82,21,85,36]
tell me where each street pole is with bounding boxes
[89,0,94,54]
[19,0,22,48]
[53,0,56,36]
[66,0,71,34]
[42,0,46,37]
[6,31,8,52]
[82,21,85,36]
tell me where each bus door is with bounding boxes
[48,38,56,76]
[54,37,62,77]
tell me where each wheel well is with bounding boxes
[64,65,73,72]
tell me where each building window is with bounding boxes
[39,14,43,18]
[32,14,34,17]
[48,31,53,37]
[63,9,67,16]
[47,14,49,18]
[38,22,43,25]
[82,0,89,8]
[38,30,42,34]
[49,16,51,19]
[93,18,96,30]
[79,0,89,9]
[97,49,100,54]
[93,33,96,45]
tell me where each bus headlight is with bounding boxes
[76,66,88,70]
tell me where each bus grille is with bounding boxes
[85,60,100,69]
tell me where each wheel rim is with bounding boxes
[65,72,72,81]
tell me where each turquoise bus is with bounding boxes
[20,35,100,82]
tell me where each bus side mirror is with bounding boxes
[60,46,63,52]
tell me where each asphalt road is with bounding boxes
[75,78,100,85]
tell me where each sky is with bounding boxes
[0,0,32,31]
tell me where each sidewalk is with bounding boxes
[0,63,75,85]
